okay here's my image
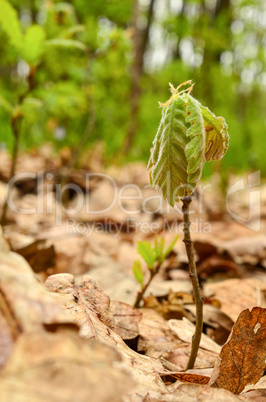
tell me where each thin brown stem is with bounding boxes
[181,196,204,370]
[133,262,161,308]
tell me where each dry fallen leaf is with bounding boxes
[0,331,134,402]
[161,371,210,385]
[186,304,234,345]
[0,307,13,370]
[0,235,136,401]
[168,383,247,402]
[169,318,221,354]
[127,382,247,402]
[241,375,266,393]
[82,262,139,305]
[110,301,142,340]
[45,273,172,395]
[142,291,194,321]
[45,273,115,337]
[137,308,183,358]
[241,389,266,401]
[205,279,266,321]
[167,344,219,372]
[210,307,266,394]
[15,239,56,272]
[0,240,77,370]
[223,235,266,267]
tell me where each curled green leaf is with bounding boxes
[199,104,229,161]
[148,82,205,206]
[148,81,229,207]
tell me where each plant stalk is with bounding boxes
[133,262,161,308]
[181,196,204,370]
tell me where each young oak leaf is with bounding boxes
[137,241,156,268]
[148,81,229,207]
[132,260,144,287]
[148,83,205,206]
[199,104,229,161]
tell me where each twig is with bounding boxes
[133,262,161,308]
[181,196,204,370]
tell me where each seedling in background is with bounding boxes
[133,235,179,309]
[0,0,86,225]
[148,80,229,369]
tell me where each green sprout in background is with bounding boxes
[0,0,87,225]
[133,235,179,309]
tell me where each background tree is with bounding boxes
[0,0,265,175]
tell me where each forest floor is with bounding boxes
[0,145,266,401]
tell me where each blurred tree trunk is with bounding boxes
[123,0,156,155]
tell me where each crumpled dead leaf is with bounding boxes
[169,383,247,402]
[0,252,77,332]
[162,371,210,385]
[210,307,266,394]
[142,291,194,321]
[0,234,136,401]
[169,317,221,354]
[45,273,172,394]
[186,304,234,345]
[0,240,77,370]
[127,382,246,402]
[110,300,142,340]
[205,278,266,321]
[0,330,134,402]
[15,239,56,272]
[137,308,183,360]
[241,389,266,401]
[241,375,266,393]
[45,273,116,337]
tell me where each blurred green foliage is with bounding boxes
[0,0,265,174]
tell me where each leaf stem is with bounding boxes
[181,196,204,370]
[133,262,161,309]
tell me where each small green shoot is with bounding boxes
[133,235,179,308]
[137,241,156,268]
[132,260,144,289]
